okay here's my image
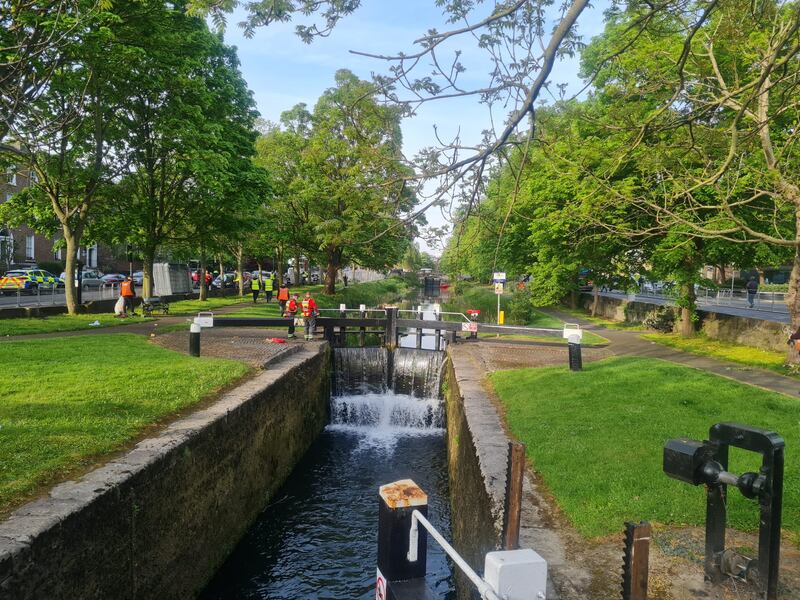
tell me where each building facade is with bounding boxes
[1,164,128,274]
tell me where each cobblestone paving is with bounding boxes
[459,340,612,372]
[151,327,315,368]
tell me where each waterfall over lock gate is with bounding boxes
[331,347,445,433]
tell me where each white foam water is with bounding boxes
[328,392,445,450]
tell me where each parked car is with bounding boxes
[212,273,238,288]
[60,269,105,289]
[100,273,126,285]
[0,269,62,294]
[132,271,144,286]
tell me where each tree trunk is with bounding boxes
[758,269,766,285]
[325,247,339,295]
[236,244,245,296]
[199,255,208,301]
[591,286,599,317]
[276,247,284,288]
[785,247,800,363]
[679,282,696,338]
[142,247,155,298]
[63,233,80,315]
[295,251,301,286]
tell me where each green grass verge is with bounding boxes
[641,333,788,375]
[490,356,799,540]
[443,285,607,344]
[0,314,153,337]
[167,295,249,315]
[222,278,417,318]
[0,334,249,514]
[558,305,647,330]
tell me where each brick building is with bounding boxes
[1,164,129,274]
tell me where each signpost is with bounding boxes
[492,272,506,325]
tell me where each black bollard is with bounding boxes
[189,323,201,357]
[377,479,430,600]
[567,335,582,371]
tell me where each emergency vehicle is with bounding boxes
[0,269,63,294]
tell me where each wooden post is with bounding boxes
[503,441,526,550]
[622,521,651,600]
[339,306,347,347]
[385,307,398,349]
[434,310,441,351]
[416,308,423,349]
[359,307,366,347]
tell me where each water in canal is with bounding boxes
[200,346,455,599]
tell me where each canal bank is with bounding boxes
[0,344,329,599]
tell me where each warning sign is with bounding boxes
[494,282,504,295]
[376,568,386,600]
[461,322,478,333]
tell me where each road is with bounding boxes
[597,290,791,324]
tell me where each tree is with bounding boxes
[96,7,263,297]
[255,71,416,294]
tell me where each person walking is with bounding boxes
[251,274,261,303]
[285,293,299,339]
[121,275,137,316]
[301,291,318,341]
[277,282,290,314]
[264,273,274,302]
[343,274,348,287]
[746,276,759,308]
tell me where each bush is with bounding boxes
[38,260,64,275]
[643,307,675,332]
[760,283,789,292]
[508,287,536,325]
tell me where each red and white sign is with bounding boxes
[462,322,478,333]
[376,569,386,600]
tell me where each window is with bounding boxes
[29,170,38,184]
[5,166,16,186]
[0,228,13,268]
[54,247,63,260]
[4,192,12,203]
[25,235,34,260]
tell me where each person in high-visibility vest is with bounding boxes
[264,273,274,302]
[250,274,261,303]
[277,282,290,314]
[121,276,137,316]
[301,291,318,341]
[285,293,299,339]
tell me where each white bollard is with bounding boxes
[484,549,548,600]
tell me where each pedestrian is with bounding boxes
[277,281,289,314]
[343,274,348,287]
[121,275,136,316]
[285,293,299,339]
[746,276,758,308]
[264,272,274,302]
[251,274,261,303]
[301,291,318,341]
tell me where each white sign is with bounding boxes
[462,322,478,333]
[360,304,366,312]
[339,303,347,312]
[194,312,214,328]
[375,569,387,600]
[494,282,504,295]
[492,271,506,283]
[562,323,583,341]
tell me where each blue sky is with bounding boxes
[222,1,609,254]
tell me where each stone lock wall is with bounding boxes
[0,345,330,600]
[443,347,511,599]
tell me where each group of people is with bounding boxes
[282,290,318,340]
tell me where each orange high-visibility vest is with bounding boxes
[121,280,135,297]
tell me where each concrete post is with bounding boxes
[567,334,582,371]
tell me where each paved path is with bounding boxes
[542,308,800,398]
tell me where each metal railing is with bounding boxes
[408,509,502,600]
[599,288,789,314]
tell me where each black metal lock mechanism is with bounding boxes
[663,422,785,600]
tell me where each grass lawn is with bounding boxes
[0,334,249,515]
[558,305,647,331]
[222,277,417,319]
[642,333,789,375]
[167,295,249,315]
[0,313,153,337]
[490,356,799,541]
